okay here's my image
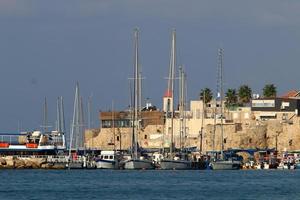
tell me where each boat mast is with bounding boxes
[218,48,224,158]
[42,97,48,133]
[133,28,139,159]
[179,66,185,151]
[200,90,205,153]
[112,100,116,151]
[69,82,84,151]
[56,96,66,133]
[167,29,176,156]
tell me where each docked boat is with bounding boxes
[158,30,192,170]
[95,151,120,169]
[211,160,241,170]
[124,156,154,170]
[160,157,191,170]
[0,130,66,155]
[123,28,153,170]
[210,49,241,170]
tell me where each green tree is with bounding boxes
[200,88,213,104]
[225,88,238,108]
[263,84,277,98]
[238,85,252,104]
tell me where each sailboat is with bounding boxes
[210,48,241,170]
[123,28,154,170]
[159,29,191,170]
[67,82,85,169]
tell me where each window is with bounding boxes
[223,138,227,144]
[109,156,113,159]
[249,138,252,143]
[144,135,147,139]
[117,136,120,141]
[196,109,200,119]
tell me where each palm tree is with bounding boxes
[199,88,213,104]
[263,84,277,98]
[238,85,252,105]
[225,88,238,109]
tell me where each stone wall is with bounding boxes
[85,125,164,150]
[85,116,300,152]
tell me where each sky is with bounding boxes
[0,0,300,132]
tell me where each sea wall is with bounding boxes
[0,156,65,169]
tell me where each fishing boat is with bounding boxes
[159,29,191,170]
[95,151,120,169]
[210,49,241,170]
[124,28,154,170]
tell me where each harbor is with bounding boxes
[0,29,300,171]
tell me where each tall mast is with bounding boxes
[56,97,61,132]
[60,96,66,133]
[69,82,84,150]
[87,95,92,129]
[112,100,115,151]
[217,48,224,157]
[42,97,48,133]
[179,66,186,151]
[168,29,176,155]
[133,28,139,159]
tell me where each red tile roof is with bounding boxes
[280,90,300,98]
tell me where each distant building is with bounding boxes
[251,90,300,120]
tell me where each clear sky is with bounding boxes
[0,0,299,132]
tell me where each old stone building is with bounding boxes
[85,91,300,152]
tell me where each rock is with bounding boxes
[5,156,15,168]
[14,159,25,168]
[0,157,6,165]
[24,159,35,168]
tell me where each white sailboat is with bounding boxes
[210,48,241,170]
[67,83,85,169]
[160,29,191,170]
[124,28,154,170]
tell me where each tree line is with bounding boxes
[199,84,277,108]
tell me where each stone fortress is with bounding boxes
[85,90,300,153]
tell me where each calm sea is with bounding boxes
[0,170,299,200]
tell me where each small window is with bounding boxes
[104,155,108,159]
[223,138,227,144]
[109,156,113,159]
[117,136,120,141]
[249,138,252,143]
[144,135,147,139]
[289,139,293,146]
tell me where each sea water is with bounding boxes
[0,170,299,200]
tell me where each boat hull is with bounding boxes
[66,162,83,169]
[124,159,154,170]
[211,160,240,170]
[160,159,192,170]
[96,160,118,169]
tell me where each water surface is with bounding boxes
[0,170,299,200]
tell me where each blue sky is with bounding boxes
[0,0,300,131]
